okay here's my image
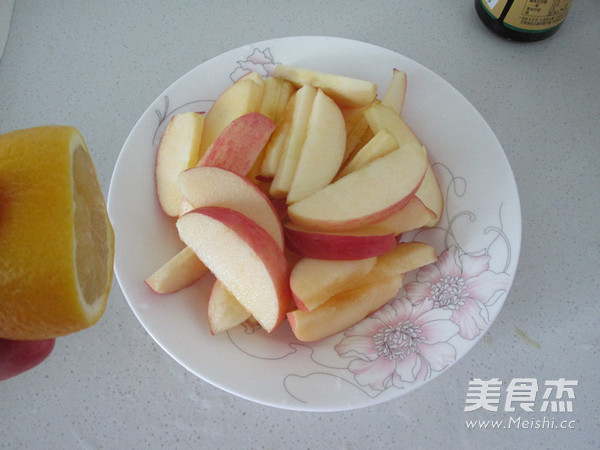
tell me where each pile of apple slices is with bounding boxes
[145,64,444,342]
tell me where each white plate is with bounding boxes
[108,36,521,412]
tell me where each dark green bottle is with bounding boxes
[475,0,572,41]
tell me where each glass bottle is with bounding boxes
[475,0,572,41]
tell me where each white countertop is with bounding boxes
[1,2,598,449]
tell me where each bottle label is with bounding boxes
[503,0,572,32]
[480,0,510,18]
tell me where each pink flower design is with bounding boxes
[406,246,510,340]
[230,48,277,81]
[335,297,459,390]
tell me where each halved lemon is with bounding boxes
[0,126,114,340]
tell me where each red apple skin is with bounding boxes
[283,223,397,260]
[0,338,55,381]
[197,112,276,176]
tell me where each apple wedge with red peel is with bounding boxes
[198,76,265,158]
[416,165,444,227]
[197,112,276,177]
[176,207,292,333]
[337,128,398,179]
[370,196,435,236]
[0,338,55,381]
[283,222,397,260]
[364,102,420,148]
[287,144,428,232]
[208,280,251,335]
[270,85,317,198]
[155,111,205,217]
[286,89,346,204]
[274,64,377,108]
[178,166,284,249]
[288,274,405,342]
[145,246,209,294]
[382,69,407,115]
[290,257,377,311]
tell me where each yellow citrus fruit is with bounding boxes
[0,126,114,340]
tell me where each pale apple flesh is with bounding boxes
[359,242,437,285]
[283,222,397,260]
[415,164,444,227]
[342,106,371,163]
[274,64,377,108]
[288,274,405,342]
[369,196,436,236]
[258,76,295,122]
[155,111,205,217]
[286,89,347,204]
[336,128,398,179]
[287,241,436,341]
[287,144,428,232]
[145,246,209,294]
[176,206,292,332]
[364,102,420,148]
[207,280,251,335]
[260,92,296,178]
[290,257,377,311]
[382,69,407,115]
[269,85,317,198]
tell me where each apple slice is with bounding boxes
[196,112,276,176]
[341,103,372,162]
[372,196,436,235]
[176,207,292,332]
[287,144,428,232]
[283,222,397,260]
[178,166,284,249]
[416,164,444,227]
[336,128,398,179]
[290,257,377,311]
[382,69,407,115]
[261,92,296,177]
[364,102,420,148]
[288,274,405,342]
[258,76,295,122]
[275,79,295,121]
[273,64,377,108]
[270,85,317,198]
[198,76,265,158]
[362,242,437,284]
[145,246,209,294]
[0,338,55,381]
[286,89,346,204]
[155,111,205,217]
[317,241,436,295]
[363,103,443,226]
[207,280,251,335]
